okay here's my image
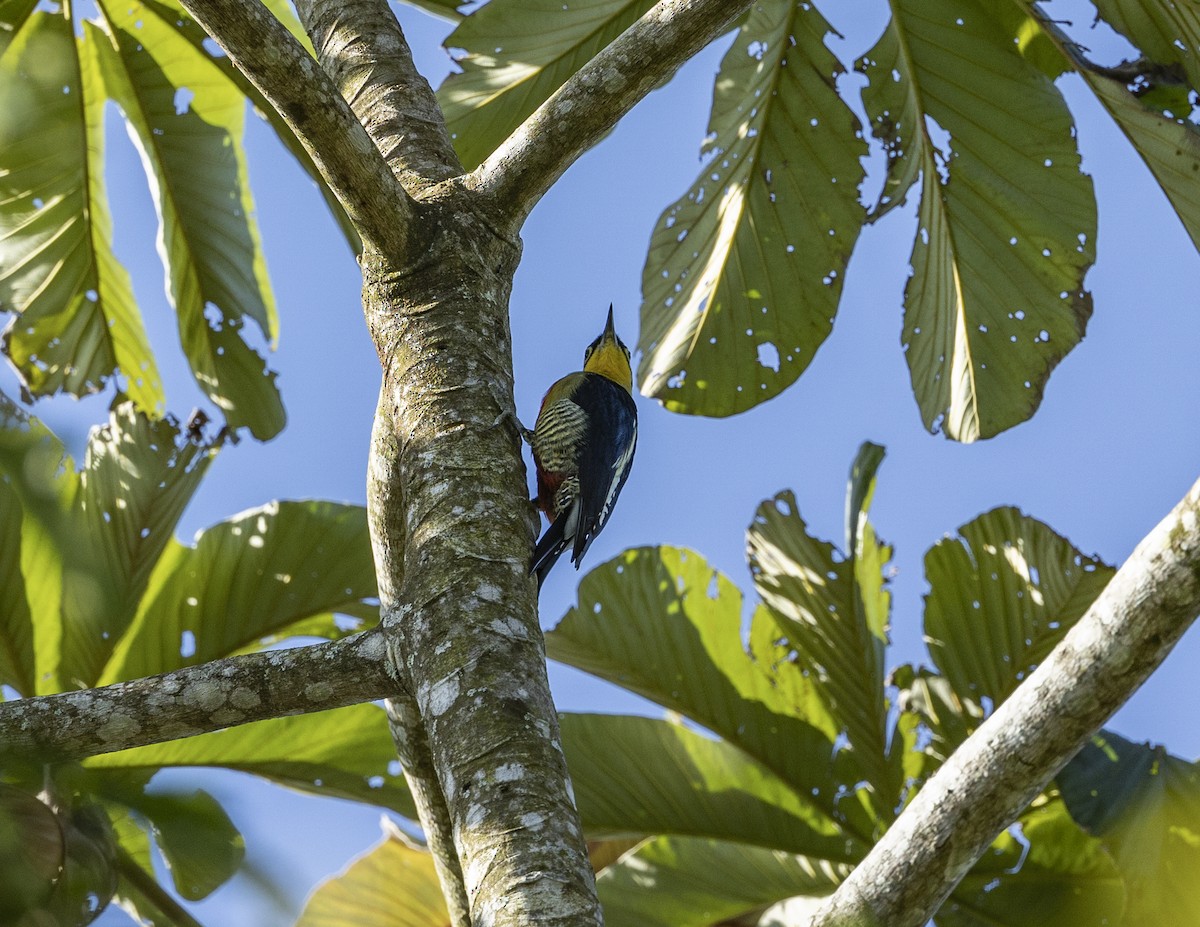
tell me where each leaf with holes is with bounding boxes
[1093,0,1200,91]
[923,506,1114,709]
[1084,74,1200,254]
[296,825,448,927]
[747,443,896,813]
[437,0,662,170]
[98,500,375,684]
[638,0,865,417]
[545,546,874,838]
[0,11,162,412]
[90,8,284,439]
[0,400,214,692]
[859,0,1096,441]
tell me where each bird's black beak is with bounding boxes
[604,304,617,340]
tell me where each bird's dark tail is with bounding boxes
[531,517,568,591]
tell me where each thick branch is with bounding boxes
[171,0,416,255]
[811,476,1200,927]
[0,632,390,762]
[469,0,753,230]
[295,0,462,192]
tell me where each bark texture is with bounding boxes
[0,633,390,762]
[470,0,755,230]
[810,476,1200,927]
[173,0,415,255]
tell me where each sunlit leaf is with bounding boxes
[437,0,661,170]
[296,824,448,927]
[746,444,895,810]
[1058,729,1200,924]
[85,705,415,817]
[859,0,1096,441]
[133,0,362,253]
[546,546,862,837]
[638,0,865,417]
[91,6,284,439]
[0,474,35,694]
[98,500,375,684]
[924,506,1114,708]
[945,801,1124,927]
[0,11,162,412]
[597,835,847,927]
[561,712,852,858]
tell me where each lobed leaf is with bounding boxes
[638,0,866,417]
[923,506,1114,709]
[437,0,661,170]
[859,0,1097,441]
[0,11,162,411]
[296,825,448,927]
[98,500,375,684]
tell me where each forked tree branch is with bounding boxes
[810,475,1200,927]
[0,632,390,762]
[171,0,417,255]
[295,0,463,193]
[469,0,754,230]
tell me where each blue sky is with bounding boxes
[9,0,1196,923]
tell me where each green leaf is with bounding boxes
[0,400,79,693]
[98,500,375,684]
[545,547,864,838]
[436,0,661,170]
[296,825,448,927]
[95,784,244,902]
[859,0,1096,441]
[0,402,217,690]
[923,506,1114,709]
[0,474,35,694]
[945,802,1125,927]
[90,7,284,440]
[401,0,462,20]
[597,836,848,927]
[890,663,982,768]
[638,0,866,417]
[84,705,415,817]
[0,10,163,412]
[746,446,894,810]
[64,401,218,687]
[133,0,362,254]
[1084,74,1200,254]
[0,784,64,919]
[561,713,852,858]
[1058,729,1200,924]
[1093,0,1200,90]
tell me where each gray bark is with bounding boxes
[0,632,389,761]
[810,475,1200,927]
[470,0,755,231]
[173,0,415,255]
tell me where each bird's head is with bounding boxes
[582,305,632,391]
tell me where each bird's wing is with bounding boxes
[569,374,638,566]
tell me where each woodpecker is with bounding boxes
[528,306,637,589]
